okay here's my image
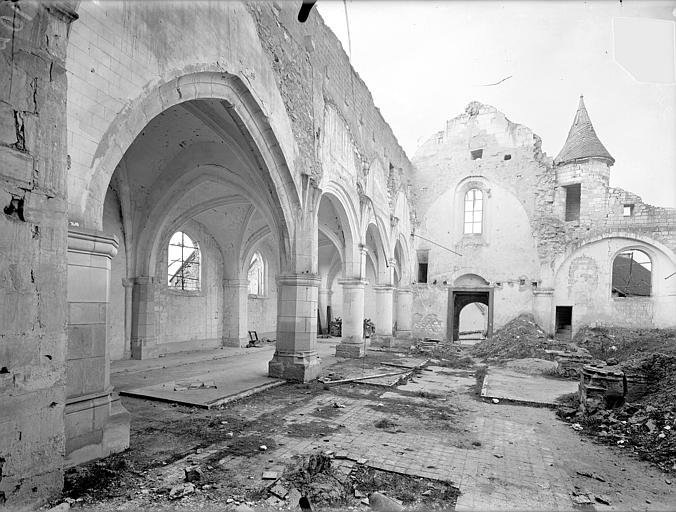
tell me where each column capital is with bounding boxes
[134,276,155,286]
[121,278,135,288]
[318,287,333,296]
[373,284,395,293]
[338,278,368,288]
[276,273,321,287]
[396,287,413,295]
[68,228,119,258]
[223,278,249,288]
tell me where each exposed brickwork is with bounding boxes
[246,3,413,189]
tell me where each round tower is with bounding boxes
[554,96,614,224]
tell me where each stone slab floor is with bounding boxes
[55,349,675,511]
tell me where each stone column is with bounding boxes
[395,287,413,339]
[121,278,134,359]
[318,287,332,334]
[268,273,322,381]
[222,278,249,347]
[335,278,367,358]
[130,276,157,359]
[65,229,130,466]
[374,285,395,340]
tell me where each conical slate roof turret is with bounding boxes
[554,96,614,166]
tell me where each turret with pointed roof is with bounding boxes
[554,96,614,166]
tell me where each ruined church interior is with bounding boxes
[1,1,675,510]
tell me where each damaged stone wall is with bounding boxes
[412,101,676,339]
[411,103,544,339]
[246,2,413,194]
[0,1,76,506]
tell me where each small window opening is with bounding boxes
[623,204,634,217]
[503,154,512,161]
[168,231,200,291]
[417,250,429,283]
[470,149,483,160]
[564,183,581,222]
[531,281,538,288]
[612,249,651,297]
[519,278,526,286]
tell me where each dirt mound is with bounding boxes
[471,314,549,360]
[574,326,676,362]
[558,353,676,474]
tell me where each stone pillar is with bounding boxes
[268,273,322,381]
[374,285,395,340]
[65,229,130,467]
[318,287,332,334]
[335,278,367,358]
[130,276,157,359]
[395,287,413,338]
[222,278,249,347]
[121,278,134,359]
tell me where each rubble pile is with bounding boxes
[471,314,550,360]
[559,353,676,474]
[574,326,676,361]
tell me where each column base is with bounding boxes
[335,337,366,358]
[268,350,321,382]
[130,337,159,359]
[374,335,394,348]
[222,336,249,348]
[65,389,130,467]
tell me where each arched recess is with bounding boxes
[365,221,391,284]
[76,72,300,271]
[317,186,360,278]
[394,235,412,285]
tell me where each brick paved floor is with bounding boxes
[148,365,674,511]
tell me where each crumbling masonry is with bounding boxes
[0,1,674,509]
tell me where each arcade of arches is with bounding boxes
[1,2,675,507]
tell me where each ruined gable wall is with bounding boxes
[0,1,76,506]
[411,103,547,338]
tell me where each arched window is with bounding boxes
[464,188,483,234]
[612,249,652,297]
[248,252,266,296]
[167,231,200,291]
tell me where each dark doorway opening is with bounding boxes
[555,306,573,340]
[447,288,494,342]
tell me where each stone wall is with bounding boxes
[412,101,676,339]
[0,2,76,506]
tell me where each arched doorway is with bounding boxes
[447,274,494,342]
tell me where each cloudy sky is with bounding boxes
[317,1,676,208]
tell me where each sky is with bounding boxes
[317,1,676,208]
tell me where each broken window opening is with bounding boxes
[612,249,652,297]
[464,188,483,234]
[417,250,429,283]
[167,231,201,291]
[248,251,266,296]
[564,183,581,222]
[623,204,634,217]
[470,149,483,160]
